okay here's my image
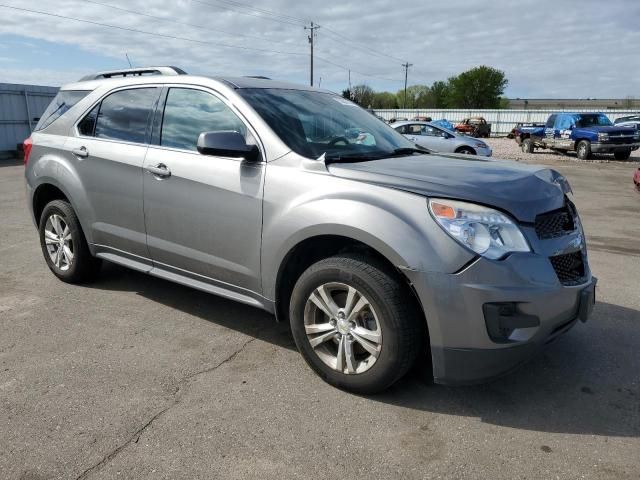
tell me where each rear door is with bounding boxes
[65,86,161,260]
[142,86,265,293]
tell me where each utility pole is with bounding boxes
[402,62,413,109]
[304,22,320,86]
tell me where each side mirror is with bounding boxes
[197,131,260,162]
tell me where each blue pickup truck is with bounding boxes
[516,112,640,160]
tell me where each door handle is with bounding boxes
[72,147,89,158]
[146,163,171,178]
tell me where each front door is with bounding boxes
[142,87,265,293]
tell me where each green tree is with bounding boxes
[429,80,451,108]
[446,66,508,109]
[371,91,398,109]
[396,85,431,109]
[341,88,351,100]
[351,84,375,107]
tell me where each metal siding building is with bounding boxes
[373,109,640,136]
[0,83,58,154]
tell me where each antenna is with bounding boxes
[125,53,133,68]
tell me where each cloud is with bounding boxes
[0,0,638,97]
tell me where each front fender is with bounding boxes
[260,161,475,301]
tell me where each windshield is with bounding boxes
[576,114,612,127]
[238,88,419,159]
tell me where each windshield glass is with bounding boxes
[238,88,419,159]
[576,114,612,127]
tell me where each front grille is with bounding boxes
[549,251,586,286]
[607,135,635,145]
[535,204,575,239]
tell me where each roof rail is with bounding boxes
[79,66,187,81]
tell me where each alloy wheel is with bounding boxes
[44,214,74,271]
[303,282,382,374]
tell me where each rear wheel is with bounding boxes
[576,140,592,160]
[521,138,534,154]
[614,149,632,160]
[38,200,101,283]
[289,254,423,394]
[456,146,476,155]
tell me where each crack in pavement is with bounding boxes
[75,336,257,480]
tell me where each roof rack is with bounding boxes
[79,66,187,81]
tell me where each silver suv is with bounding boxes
[24,67,596,393]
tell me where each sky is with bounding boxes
[0,0,638,98]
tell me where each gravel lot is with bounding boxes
[1,152,639,479]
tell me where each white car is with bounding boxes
[393,121,492,156]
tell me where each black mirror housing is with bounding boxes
[197,131,260,162]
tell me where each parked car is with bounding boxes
[24,66,595,393]
[393,121,492,156]
[454,117,491,138]
[412,116,432,122]
[509,122,544,139]
[614,114,640,124]
[517,112,640,160]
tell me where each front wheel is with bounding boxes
[521,138,534,153]
[456,146,476,155]
[289,254,423,394]
[38,200,101,283]
[576,140,592,160]
[614,149,632,160]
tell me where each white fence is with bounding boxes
[373,109,639,136]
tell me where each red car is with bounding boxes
[454,117,491,138]
[634,167,640,189]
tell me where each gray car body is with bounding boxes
[25,74,594,385]
[392,120,493,156]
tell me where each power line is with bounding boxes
[83,0,298,48]
[0,4,307,57]
[190,0,303,27]
[203,0,309,24]
[320,25,406,64]
[0,3,406,86]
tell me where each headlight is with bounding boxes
[428,198,530,259]
[474,142,487,148]
[597,132,609,142]
[633,132,640,140]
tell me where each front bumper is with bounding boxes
[403,238,595,385]
[476,146,492,157]
[591,142,640,153]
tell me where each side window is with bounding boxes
[35,90,90,131]
[423,126,441,137]
[408,124,423,135]
[160,88,247,151]
[394,125,408,134]
[94,88,159,143]
[546,115,557,129]
[556,115,573,130]
[78,104,99,136]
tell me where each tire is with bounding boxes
[289,254,423,394]
[38,200,101,283]
[614,149,632,160]
[456,146,476,155]
[521,138,534,154]
[576,140,592,160]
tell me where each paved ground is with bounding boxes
[1,153,639,480]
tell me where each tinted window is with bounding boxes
[95,88,159,143]
[161,88,247,151]
[35,90,90,131]
[78,104,99,136]
[546,115,557,128]
[556,115,574,130]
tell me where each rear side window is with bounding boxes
[160,88,247,151]
[35,90,90,131]
[92,88,159,144]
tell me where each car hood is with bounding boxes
[327,154,569,222]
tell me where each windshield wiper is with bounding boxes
[389,146,430,156]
